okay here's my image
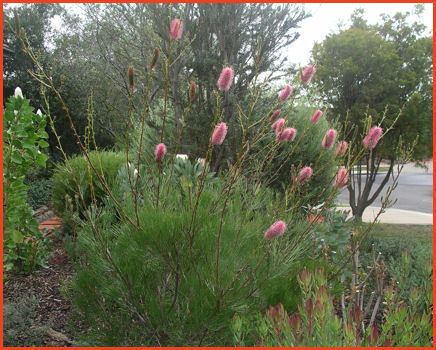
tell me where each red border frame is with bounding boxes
[1,1,434,349]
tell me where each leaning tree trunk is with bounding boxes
[348,151,395,221]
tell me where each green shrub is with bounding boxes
[26,178,53,209]
[256,106,338,206]
[70,177,315,345]
[52,151,126,215]
[3,91,50,273]
[25,167,54,209]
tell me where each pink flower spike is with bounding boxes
[271,118,285,133]
[211,122,228,145]
[297,166,313,184]
[277,127,297,142]
[321,128,338,149]
[278,84,293,102]
[217,67,234,92]
[310,109,323,124]
[335,141,349,156]
[363,126,383,150]
[335,166,349,188]
[169,19,183,40]
[270,109,281,123]
[264,220,287,240]
[154,143,167,162]
[301,65,316,84]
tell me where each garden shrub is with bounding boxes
[263,106,338,206]
[51,151,126,215]
[25,167,54,209]
[3,91,51,273]
[26,178,53,209]
[232,267,432,346]
[70,177,316,345]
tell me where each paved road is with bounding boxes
[337,172,433,214]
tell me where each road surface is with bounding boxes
[337,172,433,214]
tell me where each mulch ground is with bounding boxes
[4,213,81,346]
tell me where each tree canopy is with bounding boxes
[312,6,432,160]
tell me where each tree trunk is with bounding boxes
[348,153,395,221]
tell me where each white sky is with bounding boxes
[291,3,433,65]
[5,2,433,66]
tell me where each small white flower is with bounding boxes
[14,87,23,99]
[14,110,18,115]
[176,154,189,161]
[133,168,138,177]
[36,109,42,116]
[196,158,206,167]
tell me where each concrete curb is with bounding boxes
[336,206,433,225]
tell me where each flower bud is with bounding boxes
[301,64,316,84]
[189,80,197,102]
[297,166,313,184]
[264,220,286,240]
[278,84,293,102]
[321,128,337,149]
[150,48,159,70]
[169,18,183,40]
[154,143,167,162]
[335,166,349,188]
[211,122,228,145]
[363,126,383,150]
[310,109,323,124]
[217,67,234,92]
[128,67,134,92]
[335,141,348,156]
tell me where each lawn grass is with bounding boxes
[368,223,432,241]
[362,223,432,271]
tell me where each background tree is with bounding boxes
[4,3,309,165]
[312,7,432,219]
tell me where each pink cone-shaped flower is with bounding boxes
[335,140,349,156]
[270,109,281,123]
[301,65,316,84]
[211,122,228,145]
[298,166,313,184]
[169,19,183,40]
[264,220,287,240]
[154,143,167,162]
[321,128,337,149]
[271,118,285,133]
[310,109,323,124]
[335,166,349,188]
[363,126,383,150]
[277,127,297,142]
[217,67,234,91]
[278,84,293,102]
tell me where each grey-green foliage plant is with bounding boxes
[3,91,50,273]
[231,267,432,346]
